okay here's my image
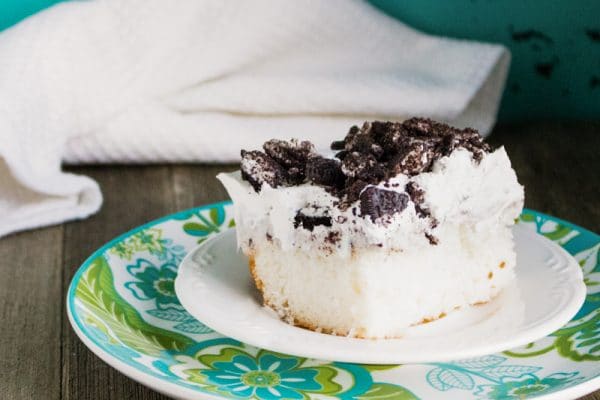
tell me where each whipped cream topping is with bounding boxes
[218,146,524,258]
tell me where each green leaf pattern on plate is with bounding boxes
[502,212,600,364]
[69,204,600,399]
[75,256,194,356]
[354,383,418,399]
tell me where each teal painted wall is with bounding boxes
[1,1,598,121]
[0,0,62,31]
[369,1,600,121]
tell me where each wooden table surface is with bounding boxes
[1,121,598,400]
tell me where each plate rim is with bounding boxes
[174,226,586,364]
[66,202,600,399]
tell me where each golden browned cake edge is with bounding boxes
[246,255,497,339]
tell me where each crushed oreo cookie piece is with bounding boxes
[330,140,346,150]
[240,150,286,191]
[334,150,349,160]
[369,121,393,142]
[370,143,384,159]
[378,125,407,154]
[405,181,431,219]
[344,179,370,205]
[325,231,341,244]
[359,186,409,222]
[294,212,332,231]
[263,139,315,184]
[388,141,435,176]
[403,117,451,137]
[341,152,384,181]
[263,139,315,166]
[240,118,490,227]
[306,156,345,188]
[405,181,424,204]
[345,132,374,154]
[425,233,439,245]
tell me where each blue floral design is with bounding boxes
[154,238,186,264]
[125,259,179,308]
[426,355,584,398]
[147,307,212,334]
[474,372,583,399]
[207,354,317,398]
[185,348,342,399]
[125,259,211,334]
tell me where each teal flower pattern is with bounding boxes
[126,259,179,308]
[204,354,318,398]
[125,259,212,334]
[474,372,583,399]
[183,348,342,399]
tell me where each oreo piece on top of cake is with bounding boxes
[218,118,524,338]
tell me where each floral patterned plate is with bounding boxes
[175,226,585,365]
[67,202,600,399]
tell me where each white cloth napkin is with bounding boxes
[0,0,510,238]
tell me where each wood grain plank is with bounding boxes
[171,164,237,210]
[0,226,63,400]
[61,166,176,400]
[488,120,600,232]
[582,393,600,400]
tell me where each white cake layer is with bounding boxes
[252,222,516,338]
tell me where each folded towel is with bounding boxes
[0,0,509,238]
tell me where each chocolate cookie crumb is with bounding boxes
[388,141,435,176]
[405,182,430,218]
[359,187,409,222]
[345,179,370,205]
[294,212,332,231]
[425,233,439,245]
[263,139,315,184]
[325,231,341,244]
[330,140,346,150]
[341,152,383,181]
[240,150,286,192]
[306,156,345,188]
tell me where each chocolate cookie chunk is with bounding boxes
[388,141,436,176]
[240,150,287,192]
[263,139,315,184]
[294,212,332,231]
[405,181,429,218]
[344,178,370,205]
[341,152,384,181]
[359,186,409,222]
[306,156,345,188]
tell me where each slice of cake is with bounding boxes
[217,118,524,339]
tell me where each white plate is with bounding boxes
[175,225,586,364]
